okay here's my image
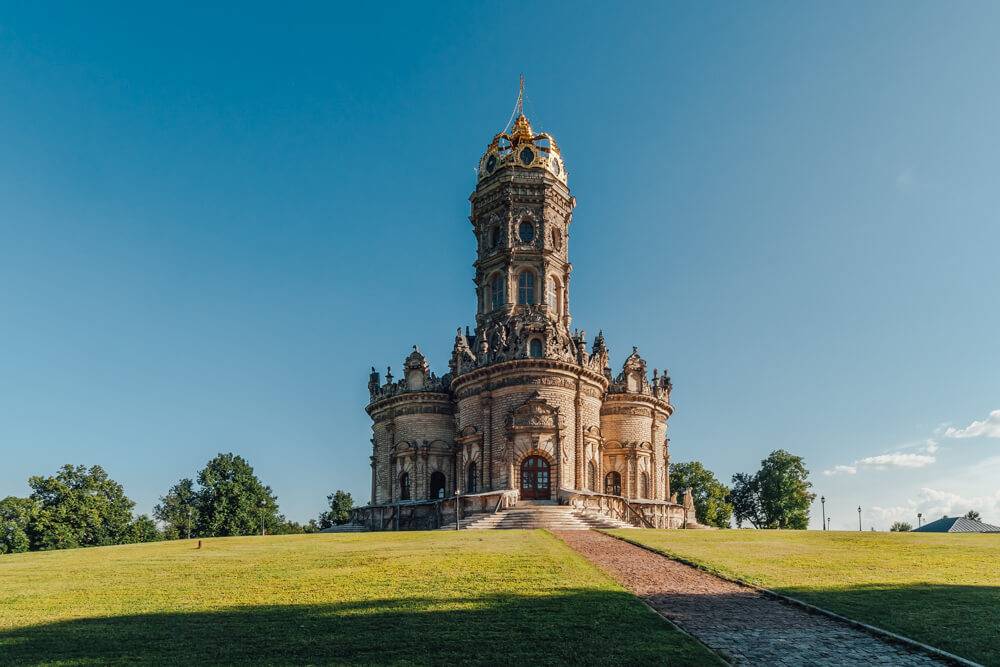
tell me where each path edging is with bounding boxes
[546,530,732,666]
[603,531,982,667]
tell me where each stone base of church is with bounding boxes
[348,488,697,531]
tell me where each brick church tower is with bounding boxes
[363,84,683,525]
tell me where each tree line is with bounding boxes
[670,449,815,529]
[3,448,816,553]
[1,453,354,554]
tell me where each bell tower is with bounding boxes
[469,80,577,364]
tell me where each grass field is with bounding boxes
[0,531,720,666]
[608,529,1000,666]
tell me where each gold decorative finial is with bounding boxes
[510,74,534,141]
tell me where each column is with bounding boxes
[481,394,493,489]
[574,383,584,489]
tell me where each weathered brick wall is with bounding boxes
[368,394,454,503]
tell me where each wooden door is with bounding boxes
[520,456,551,500]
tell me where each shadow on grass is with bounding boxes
[0,589,722,666]
[774,583,1000,666]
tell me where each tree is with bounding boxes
[964,510,981,521]
[318,490,355,528]
[127,515,163,543]
[669,462,732,528]
[193,454,280,537]
[890,521,913,532]
[154,478,200,539]
[756,450,815,529]
[730,472,763,529]
[27,465,136,550]
[0,496,34,554]
[730,450,815,529]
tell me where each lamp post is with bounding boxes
[187,505,193,540]
[857,505,862,531]
[259,499,266,537]
[820,496,826,531]
[917,512,923,528]
[827,517,831,531]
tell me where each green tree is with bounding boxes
[731,450,815,529]
[127,515,163,543]
[0,496,34,554]
[154,478,200,539]
[756,450,815,529]
[27,465,136,550]
[669,462,732,528]
[890,521,913,532]
[730,472,763,529]
[194,453,280,537]
[964,510,982,521]
[318,490,354,528]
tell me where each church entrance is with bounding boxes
[520,456,550,500]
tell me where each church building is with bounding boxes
[363,91,691,528]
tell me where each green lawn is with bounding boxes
[608,529,1000,666]
[0,531,719,666]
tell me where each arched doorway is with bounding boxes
[399,472,411,500]
[604,471,621,496]
[429,471,446,499]
[520,456,551,500]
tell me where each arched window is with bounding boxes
[430,471,446,499]
[546,276,559,313]
[489,225,501,249]
[517,271,535,305]
[490,273,505,311]
[466,462,477,494]
[587,461,597,492]
[604,471,622,496]
[640,472,650,499]
[399,472,411,500]
[529,338,543,358]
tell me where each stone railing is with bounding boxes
[349,489,517,531]
[559,489,695,529]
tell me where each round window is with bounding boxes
[486,154,498,173]
[520,147,534,166]
[518,221,535,243]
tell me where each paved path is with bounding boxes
[555,531,949,666]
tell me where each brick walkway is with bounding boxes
[555,531,948,666]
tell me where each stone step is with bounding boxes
[436,503,642,531]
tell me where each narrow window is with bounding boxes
[640,472,650,499]
[518,271,535,305]
[466,462,478,494]
[529,338,543,358]
[546,276,557,309]
[399,472,411,500]
[587,461,597,492]
[491,274,505,310]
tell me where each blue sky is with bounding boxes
[1,3,998,528]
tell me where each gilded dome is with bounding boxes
[478,110,567,184]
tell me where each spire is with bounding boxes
[516,73,525,116]
[509,74,535,142]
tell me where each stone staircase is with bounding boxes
[438,500,636,531]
